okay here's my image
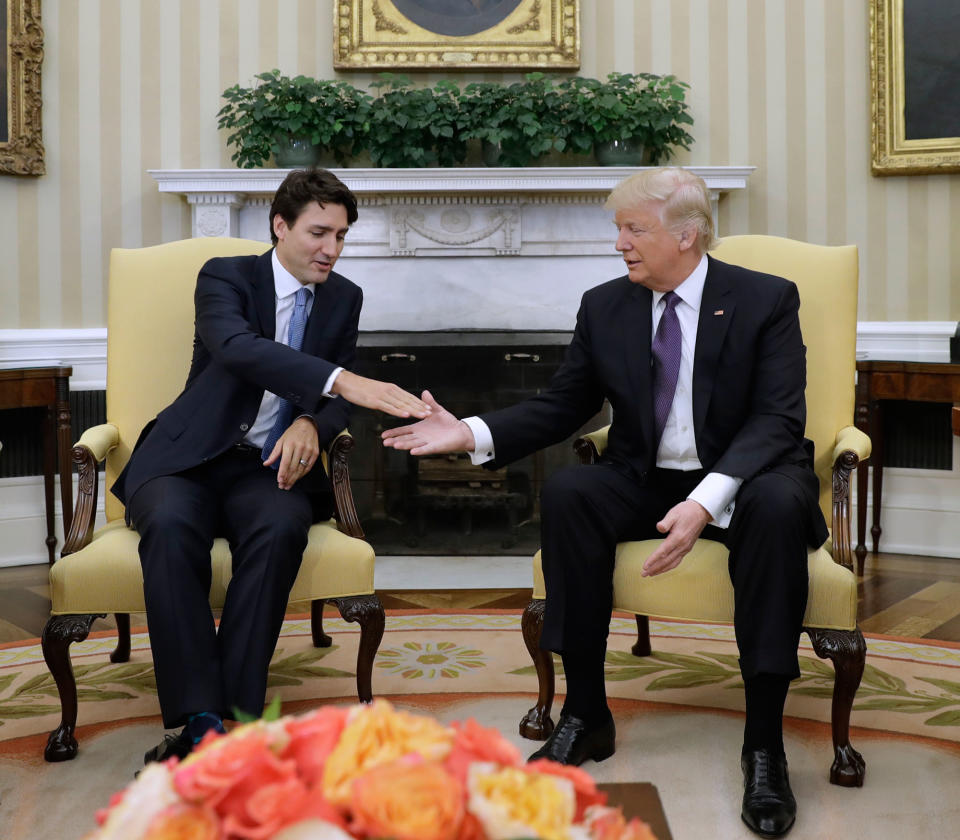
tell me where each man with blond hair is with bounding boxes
[383,167,825,837]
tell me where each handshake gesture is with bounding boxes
[381,390,475,455]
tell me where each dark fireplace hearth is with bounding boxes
[349,332,608,556]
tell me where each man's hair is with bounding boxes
[269,168,359,244]
[604,167,718,252]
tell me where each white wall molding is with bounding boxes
[856,321,956,363]
[0,328,108,390]
[4,321,953,392]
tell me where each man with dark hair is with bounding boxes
[113,168,429,765]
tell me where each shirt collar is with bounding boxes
[271,250,313,300]
[652,253,708,312]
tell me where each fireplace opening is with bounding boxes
[348,334,608,555]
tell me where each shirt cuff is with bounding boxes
[462,416,495,465]
[688,472,742,529]
[322,367,344,398]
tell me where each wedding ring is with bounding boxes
[299,459,308,466]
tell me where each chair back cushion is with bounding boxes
[710,236,858,520]
[103,238,270,522]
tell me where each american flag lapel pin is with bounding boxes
[714,309,724,316]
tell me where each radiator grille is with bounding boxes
[0,391,107,478]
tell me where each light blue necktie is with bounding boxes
[262,285,311,466]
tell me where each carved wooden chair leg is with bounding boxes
[311,599,332,648]
[330,594,385,703]
[807,625,867,787]
[632,614,652,657]
[110,613,131,663]
[519,599,556,740]
[42,613,103,762]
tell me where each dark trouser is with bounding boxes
[539,460,821,682]
[127,447,329,729]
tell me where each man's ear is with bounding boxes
[273,214,287,243]
[677,227,695,252]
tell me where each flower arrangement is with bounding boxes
[87,700,656,840]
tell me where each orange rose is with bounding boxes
[349,759,465,840]
[444,718,522,784]
[142,803,220,840]
[322,700,454,806]
[175,727,282,806]
[281,705,350,786]
[526,758,608,820]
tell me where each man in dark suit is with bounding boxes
[113,169,430,766]
[383,168,826,838]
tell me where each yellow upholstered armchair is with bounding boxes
[519,235,871,787]
[43,238,383,762]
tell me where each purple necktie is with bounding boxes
[651,291,682,442]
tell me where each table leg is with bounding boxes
[43,405,57,565]
[854,385,870,574]
[871,400,884,555]
[56,375,73,540]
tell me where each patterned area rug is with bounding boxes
[3,612,960,840]
[2,610,960,744]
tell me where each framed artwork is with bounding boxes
[871,0,960,175]
[334,0,580,71]
[1,0,44,176]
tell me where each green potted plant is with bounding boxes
[461,73,570,167]
[560,72,695,165]
[365,75,466,168]
[218,70,371,168]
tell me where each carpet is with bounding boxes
[3,612,960,839]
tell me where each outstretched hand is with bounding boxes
[331,370,432,419]
[381,390,475,456]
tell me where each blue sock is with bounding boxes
[186,712,225,744]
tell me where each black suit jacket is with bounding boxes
[481,255,828,543]
[112,249,362,510]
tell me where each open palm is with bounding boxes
[380,390,473,455]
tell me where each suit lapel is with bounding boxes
[253,249,277,340]
[622,282,655,448]
[693,256,734,441]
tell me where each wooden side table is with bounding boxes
[854,360,960,574]
[0,365,74,564]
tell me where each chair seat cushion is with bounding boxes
[50,519,375,615]
[532,538,857,631]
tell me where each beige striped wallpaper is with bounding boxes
[2,0,959,329]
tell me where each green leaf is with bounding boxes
[859,664,907,693]
[924,709,960,726]
[647,672,733,691]
[916,677,960,698]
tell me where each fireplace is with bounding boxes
[348,333,609,555]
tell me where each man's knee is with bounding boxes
[736,472,808,529]
[541,465,595,518]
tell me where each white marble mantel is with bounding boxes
[150,166,754,332]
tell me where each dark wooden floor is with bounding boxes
[2,552,959,645]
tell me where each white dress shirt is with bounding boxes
[463,254,741,527]
[242,251,343,448]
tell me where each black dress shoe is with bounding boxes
[527,714,616,766]
[741,748,797,838]
[144,728,194,765]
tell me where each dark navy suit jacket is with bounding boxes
[480,255,828,545]
[112,248,362,512]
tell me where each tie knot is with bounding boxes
[295,286,311,307]
[661,291,681,311]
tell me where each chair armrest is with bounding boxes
[62,424,120,557]
[574,425,611,465]
[328,429,364,539]
[829,425,871,572]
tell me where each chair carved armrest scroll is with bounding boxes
[62,424,120,557]
[574,425,610,466]
[329,430,364,539]
[829,426,871,572]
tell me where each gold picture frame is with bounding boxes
[1,0,44,176]
[334,0,580,71]
[870,0,960,176]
